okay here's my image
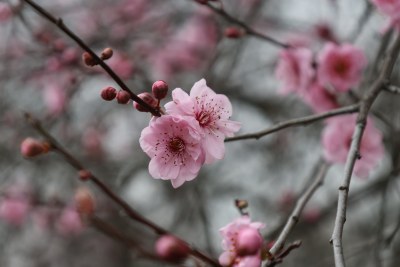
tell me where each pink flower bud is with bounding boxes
[78,169,92,181]
[152,80,169,100]
[100,47,113,60]
[236,227,263,256]
[224,27,243,38]
[133,92,157,112]
[100,86,117,101]
[82,52,97,66]
[0,198,30,226]
[74,187,95,216]
[116,90,131,104]
[20,138,47,158]
[155,235,190,262]
[56,208,84,235]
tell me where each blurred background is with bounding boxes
[1,0,400,266]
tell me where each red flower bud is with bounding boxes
[152,80,168,100]
[20,138,47,158]
[133,92,158,112]
[224,27,243,39]
[78,170,92,181]
[236,228,263,256]
[116,90,131,104]
[82,52,97,66]
[74,187,95,217]
[155,235,189,262]
[100,47,113,60]
[100,86,117,101]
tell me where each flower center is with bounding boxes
[168,137,185,153]
[196,111,211,127]
[333,58,349,76]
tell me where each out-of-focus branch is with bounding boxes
[22,0,161,117]
[225,104,360,142]
[384,84,400,94]
[266,162,330,266]
[195,1,290,48]
[24,113,221,267]
[331,34,400,267]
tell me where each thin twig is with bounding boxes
[197,1,290,48]
[22,0,161,117]
[267,162,330,260]
[331,34,400,267]
[225,104,360,142]
[24,113,221,267]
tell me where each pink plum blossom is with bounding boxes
[56,207,84,235]
[301,83,339,113]
[322,115,384,177]
[165,79,241,164]
[107,52,134,79]
[43,84,67,116]
[0,197,31,226]
[275,48,315,95]
[317,43,367,92]
[139,115,205,188]
[219,216,265,267]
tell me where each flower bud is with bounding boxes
[82,52,97,66]
[20,138,47,158]
[236,227,263,256]
[100,86,117,101]
[100,47,113,60]
[78,170,92,181]
[155,235,190,262]
[224,27,243,38]
[74,187,95,217]
[133,92,158,112]
[116,90,131,104]
[152,80,169,100]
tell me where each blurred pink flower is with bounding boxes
[322,115,384,177]
[219,216,264,267]
[165,79,241,164]
[0,198,30,226]
[107,52,134,79]
[371,0,400,20]
[0,3,12,22]
[275,48,315,95]
[43,84,67,116]
[302,83,339,113]
[317,43,367,92]
[56,207,84,235]
[140,115,205,188]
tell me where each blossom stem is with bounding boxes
[22,0,161,117]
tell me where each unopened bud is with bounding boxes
[20,138,48,158]
[152,80,168,100]
[78,170,92,181]
[224,27,244,38]
[133,92,158,112]
[236,228,263,256]
[116,90,131,104]
[82,52,97,66]
[100,86,117,101]
[155,235,190,262]
[74,187,95,216]
[100,47,113,60]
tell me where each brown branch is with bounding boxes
[24,113,221,267]
[225,104,360,142]
[197,1,290,49]
[331,34,400,267]
[22,0,161,117]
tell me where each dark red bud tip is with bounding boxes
[82,52,97,66]
[133,92,158,112]
[78,170,92,181]
[155,235,190,263]
[152,80,169,100]
[195,0,209,4]
[100,48,113,60]
[20,138,47,158]
[224,27,244,39]
[100,86,117,101]
[116,90,131,104]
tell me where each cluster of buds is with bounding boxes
[100,86,131,104]
[133,80,168,113]
[82,47,113,67]
[20,138,51,158]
